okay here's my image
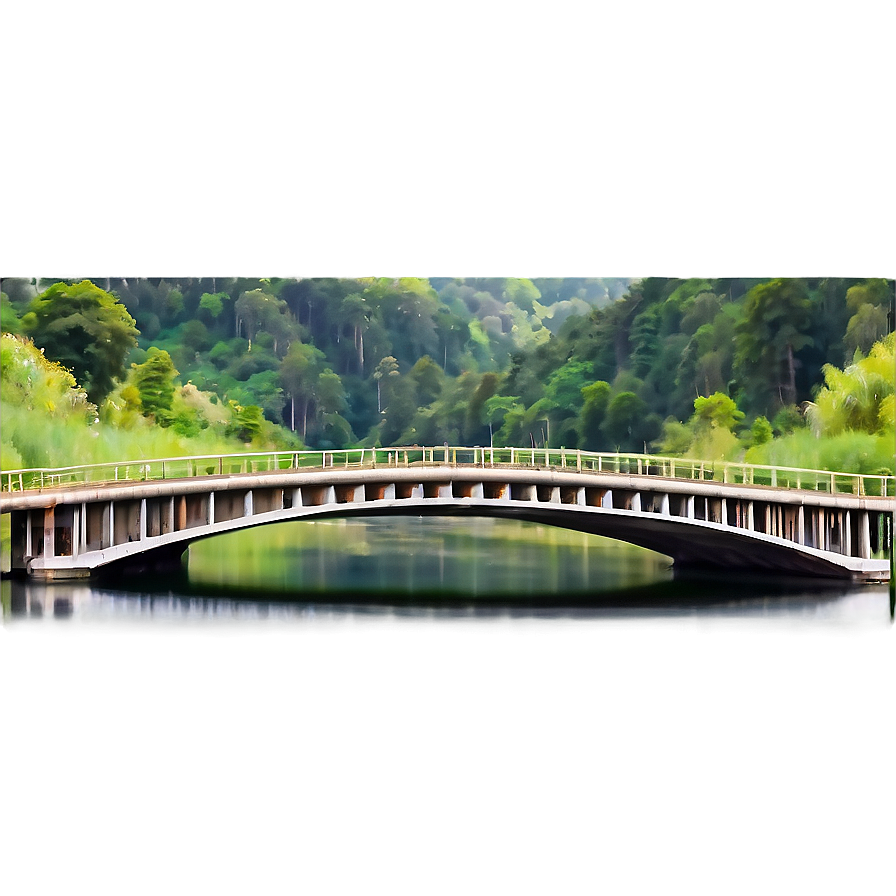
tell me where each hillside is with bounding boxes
[1,276,893,475]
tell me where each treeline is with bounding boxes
[1,276,893,476]
[0,277,628,453]
[486,277,894,463]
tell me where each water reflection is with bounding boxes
[3,581,888,626]
[186,517,673,599]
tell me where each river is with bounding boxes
[2,517,893,894]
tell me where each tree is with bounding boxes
[734,278,813,411]
[373,355,399,413]
[483,394,522,446]
[600,391,650,451]
[408,355,445,407]
[235,289,287,341]
[338,292,370,373]
[844,303,890,358]
[130,348,177,420]
[198,291,226,320]
[23,280,139,403]
[805,333,895,437]
[691,392,744,432]
[750,415,773,446]
[225,401,265,443]
[279,341,326,437]
[577,380,611,449]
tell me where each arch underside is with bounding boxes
[102,499,872,581]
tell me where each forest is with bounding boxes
[1,276,893,476]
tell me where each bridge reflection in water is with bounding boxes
[10,583,888,626]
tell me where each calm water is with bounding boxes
[2,516,893,895]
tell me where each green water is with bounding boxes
[3,518,892,896]
[185,516,673,599]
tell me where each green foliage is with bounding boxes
[692,392,744,432]
[544,360,592,413]
[130,348,177,420]
[578,380,611,449]
[279,341,327,436]
[751,415,773,446]
[199,291,226,319]
[653,392,745,462]
[408,356,444,406]
[844,303,890,357]
[654,419,693,456]
[734,278,813,410]
[602,392,650,451]
[225,401,266,443]
[770,405,805,436]
[804,333,895,437]
[746,429,894,476]
[3,276,891,477]
[23,280,139,403]
[1,292,22,334]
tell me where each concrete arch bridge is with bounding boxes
[1,447,892,582]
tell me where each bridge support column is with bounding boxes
[660,494,670,515]
[601,490,613,509]
[42,507,55,559]
[207,493,214,526]
[102,502,113,548]
[843,511,851,556]
[797,506,805,545]
[858,512,871,559]
[8,510,28,570]
[686,496,695,519]
[72,505,81,557]
[140,499,148,540]
[244,491,254,517]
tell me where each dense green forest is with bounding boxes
[1,276,893,475]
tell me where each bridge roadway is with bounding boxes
[2,455,892,582]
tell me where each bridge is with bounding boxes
[1,447,893,583]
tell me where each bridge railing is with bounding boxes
[1,447,893,497]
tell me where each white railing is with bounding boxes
[1,447,893,497]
